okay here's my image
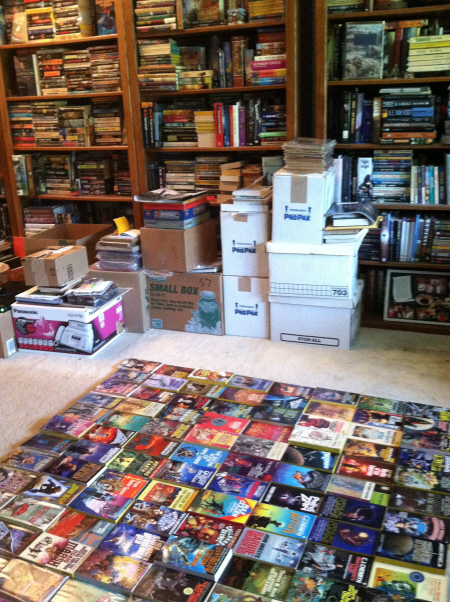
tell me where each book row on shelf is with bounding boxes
[137,29,286,93]
[0,203,11,238]
[12,46,121,97]
[327,0,446,14]
[361,267,386,314]
[140,97,286,148]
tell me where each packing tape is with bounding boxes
[234,214,248,222]
[238,277,252,292]
[290,174,307,203]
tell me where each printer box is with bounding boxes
[272,168,335,245]
[0,311,17,358]
[221,211,271,277]
[12,294,124,356]
[141,220,217,273]
[22,246,89,287]
[149,272,223,335]
[223,276,269,339]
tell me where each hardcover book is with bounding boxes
[326,475,391,506]
[123,500,186,535]
[298,542,373,585]
[76,548,150,593]
[310,388,359,406]
[336,456,394,483]
[170,444,228,468]
[343,439,397,463]
[343,22,384,80]
[262,484,323,514]
[243,422,292,443]
[235,528,305,569]
[230,435,288,460]
[48,510,114,547]
[383,509,450,543]
[220,453,278,481]
[389,485,450,518]
[89,470,148,498]
[49,579,129,602]
[246,502,316,540]
[188,490,256,524]
[281,446,338,471]
[0,496,66,532]
[100,523,166,562]
[309,517,378,555]
[272,463,331,492]
[0,558,66,602]
[82,426,136,447]
[0,521,37,555]
[357,396,408,414]
[20,533,93,576]
[2,449,54,472]
[220,557,294,600]
[320,494,386,529]
[368,560,447,602]
[207,473,267,501]
[23,474,84,505]
[138,480,198,511]
[133,564,212,602]
[125,434,179,457]
[154,459,216,488]
[67,488,133,522]
[20,433,73,455]
[175,514,243,548]
[352,410,403,430]
[375,531,447,573]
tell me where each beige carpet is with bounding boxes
[0,327,449,459]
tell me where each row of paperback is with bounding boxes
[0,358,448,602]
[22,203,82,237]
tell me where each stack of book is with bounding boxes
[0,240,13,261]
[88,46,121,93]
[112,153,131,197]
[95,230,142,271]
[407,34,450,75]
[37,48,67,96]
[162,109,196,148]
[26,7,55,41]
[195,156,228,191]
[44,154,74,194]
[164,159,196,190]
[32,101,60,147]
[381,88,436,146]
[23,203,80,237]
[219,160,243,196]
[260,103,286,146]
[92,100,123,146]
[0,205,11,238]
[231,181,272,210]
[9,102,34,148]
[134,0,177,34]
[251,29,286,86]
[372,150,412,204]
[178,69,213,91]
[53,0,94,39]
[248,0,284,21]
[59,106,93,147]
[76,154,113,195]
[137,38,182,92]
[139,189,210,230]
[283,137,336,174]
[63,48,92,94]
[195,111,215,147]
[242,163,262,186]
[3,0,24,43]
[180,45,206,71]
[327,0,364,13]
[358,224,382,261]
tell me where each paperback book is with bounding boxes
[119,358,161,373]
[100,523,166,562]
[234,528,305,569]
[389,485,450,518]
[158,406,204,424]
[131,386,176,404]
[220,557,294,600]
[243,422,292,443]
[40,416,95,439]
[188,369,233,385]
[125,434,179,457]
[342,439,398,463]
[368,560,447,602]
[209,400,252,419]
[310,388,359,406]
[326,475,391,506]
[94,379,139,397]
[357,396,408,415]
[48,509,115,547]
[154,459,216,488]
[2,449,54,472]
[170,443,228,468]
[175,514,243,548]
[230,435,288,460]
[0,496,65,532]
[99,412,150,433]
[352,410,404,431]
[209,584,275,602]
[48,579,130,602]
[89,469,148,498]
[375,531,447,573]
[139,480,198,511]
[287,426,347,454]
[309,517,378,555]
[20,433,73,455]
[82,426,136,446]
[20,533,93,576]
[227,376,273,393]
[123,500,187,535]
[63,440,120,464]
[215,387,267,407]
[67,488,133,522]
[219,453,278,481]
[320,494,386,529]
[249,405,302,427]
[0,558,66,602]
[0,466,37,495]
[45,457,104,484]
[134,564,213,602]
[284,571,362,602]
[0,521,37,556]
[281,446,338,471]
[261,484,323,514]
[168,393,213,410]
[76,392,123,409]
[188,490,256,524]
[246,502,315,540]
[347,425,403,447]
[114,399,163,418]
[207,473,267,501]
[394,465,450,493]
[23,474,84,505]
[383,509,450,543]
[305,401,356,422]
[139,418,191,440]
[336,456,394,483]
[141,373,187,392]
[272,463,331,492]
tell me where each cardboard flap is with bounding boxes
[290,175,307,203]
[238,277,252,292]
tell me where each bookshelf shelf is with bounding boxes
[13,146,128,152]
[7,92,123,102]
[23,194,132,202]
[359,260,450,270]
[328,4,450,20]
[146,146,284,152]
[0,34,118,51]
[329,77,450,86]
[362,312,450,335]
[374,203,450,211]
[137,19,286,39]
[141,85,287,98]
[335,143,450,150]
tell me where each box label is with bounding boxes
[270,283,350,297]
[281,333,340,347]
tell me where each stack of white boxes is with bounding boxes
[221,205,271,338]
[268,168,364,350]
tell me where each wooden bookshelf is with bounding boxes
[374,203,450,211]
[336,143,450,150]
[24,194,133,202]
[362,311,450,335]
[146,146,284,152]
[141,84,287,97]
[359,260,450,270]
[137,19,286,38]
[0,34,118,50]
[329,77,450,86]
[6,92,123,102]
[328,4,450,20]
[13,146,129,152]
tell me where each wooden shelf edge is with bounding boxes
[13,146,128,152]
[140,84,287,97]
[23,194,132,202]
[145,146,284,152]
[359,260,450,270]
[137,19,286,38]
[328,4,450,20]
[335,143,450,150]
[7,92,123,102]
[362,313,450,335]
[0,34,118,50]
[329,77,450,86]
[374,203,450,211]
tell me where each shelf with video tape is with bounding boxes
[335,143,450,150]
[362,310,450,335]
[140,84,286,98]
[359,260,450,270]
[328,4,450,21]
[329,77,450,86]
[374,203,450,211]
[22,194,132,203]
[138,19,286,39]
[0,34,118,51]
[7,92,123,102]
[146,146,283,152]
[13,146,128,152]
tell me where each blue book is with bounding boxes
[143,213,210,230]
[223,42,233,87]
[100,523,166,562]
[170,444,228,468]
[208,473,268,501]
[223,105,230,147]
[155,460,217,488]
[143,203,208,221]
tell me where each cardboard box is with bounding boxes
[22,246,89,287]
[223,276,269,339]
[88,268,150,333]
[149,272,223,335]
[0,311,17,358]
[267,240,362,301]
[272,168,335,245]
[141,220,217,273]
[221,211,271,277]
[269,281,363,350]
[12,294,124,356]
[24,224,114,263]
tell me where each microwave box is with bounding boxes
[22,246,89,287]
[272,168,335,245]
[12,294,124,356]
[269,281,363,351]
[88,268,150,334]
[0,311,17,358]
[220,211,271,277]
[141,220,217,273]
[24,224,114,263]
[223,276,269,339]
[149,272,223,335]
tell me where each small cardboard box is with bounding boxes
[223,276,269,339]
[149,272,223,335]
[272,168,335,245]
[22,246,89,287]
[88,268,150,333]
[269,281,363,350]
[24,224,114,263]
[12,294,124,356]
[221,211,271,277]
[141,220,217,273]
[0,311,17,358]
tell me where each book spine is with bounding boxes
[246,97,254,147]
[24,154,35,196]
[214,102,224,147]
[372,97,382,143]
[142,102,149,147]
[229,105,234,147]
[254,98,261,146]
[238,104,246,146]
[223,41,233,87]
[233,103,239,147]
[223,105,230,147]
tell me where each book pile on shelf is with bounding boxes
[407,33,450,75]
[32,101,60,147]
[23,203,81,237]
[95,229,142,271]
[52,0,94,39]
[88,46,121,93]
[250,29,286,87]
[37,49,67,96]
[12,155,33,196]
[0,239,13,262]
[112,153,131,196]
[76,153,113,195]
[137,38,183,92]
[45,154,75,194]
[219,159,243,199]
[195,156,228,191]
[141,188,210,230]
[59,105,94,147]
[283,137,335,174]
[26,7,55,41]
[92,100,123,146]
[179,69,213,91]
[326,0,364,14]
[63,48,93,94]
[372,149,412,203]
[249,0,284,21]
[1,360,449,602]
[0,205,11,238]
[162,108,196,148]
[134,0,177,33]
[9,102,34,148]
[359,222,382,261]
[195,110,215,146]
[163,159,196,190]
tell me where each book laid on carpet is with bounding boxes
[0,496,65,532]
[47,579,130,602]
[374,530,447,574]
[188,490,256,525]
[170,443,228,468]
[261,484,323,514]
[383,509,450,543]
[326,475,391,506]
[122,500,186,536]
[138,480,198,512]
[133,564,213,602]
[19,533,93,577]
[207,473,267,501]
[47,509,114,547]
[67,488,133,522]
[281,446,338,471]
[319,494,386,530]
[389,485,450,518]
[99,523,166,562]
[218,453,278,480]
[22,474,85,506]
[175,514,243,548]
[219,556,294,600]
[0,522,37,556]
[246,502,315,540]
[0,558,67,602]
[234,528,305,569]
[308,517,379,556]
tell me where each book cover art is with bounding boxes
[20,433,73,455]
[246,502,315,540]
[188,490,256,524]
[227,376,273,393]
[320,494,386,529]
[2,449,54,472]
[262,484,323,514]
[389,485,450,518]
[281,446,338,471]
[107,450,146,473]
[375,531,447,572]
[0,466,36,495]
[368,560,447,602]
[348,425,402,447]
[207,473,267,501]
[243,422,292,443]
[403,403,449,421]
[123,500,186,536]
[267,382,312,401]
[395,467,450,493]
[169,393,213,411]
[48,509,114,547]
[0,492,13,510]
[48,578,130,602]
[76,392,123,409]
[158,405,203,425]
[250,405,302,426]
[141,373,188,392]
[326,475,391,506]
[357,396,408,415]
[130,386,176,404]
[352,410,403,431]
[310,388,359,406]
[272,464,330,492]
[115,399,163,418]
[209,584,275,602]
[383,510,450,543]
[65,440,120,465]
[154,535,231,580]
[230,435,288,460]
[193,412,249,435]
[181,382,224,397]
[397,449,450,473]
[285,571,361,602]
[295,415,351,435]
[82,426,136,447]
[94,379,138,397]
[68,488,133,522]
[309,517,378,555]
[175,514,242,548]
[209,400,253,419]
[216,388,267,406]
[403,416,450,436]
[184,426,237,450]
[46,457,104,484]
[99,412,150,433]
[76,548,150,592]
[139,480,198,512]
[170,444,228,469]
[343,439,397,463]
[123,455,166,480]
[400,432,449,452]
[41,416,95,439]
[0,521,37,555]
[100,523,166,562]
[235,528,305,569]
[363,587,427,602]
[108,369,148,385]
[0,558,66,602]
[344,22,384,79]
[23,474,84,505]
[133,564,212,602]
[154,364,194,379]
[220,453,278,481]
[263,394,309,412]
[336,456,394,483]
[119,359,161,374]
[306,401,356,422]
[188,369,233,385]
[62,402,111,423]
[20,532,92,575]
[154,460,216,488]
[220,556,294,600]
[288,426,346,453]
[139,419,191,440]
[125,434,179,457]
[298,542,372,585]
[0,496,65,532]
[89,470,147,498]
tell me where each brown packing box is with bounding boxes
[23,246,89,287]
[24,224,114,263]
[149,272,223,335]
[87,268,150,333]
[141,220,217,273]
[0,311,16,358]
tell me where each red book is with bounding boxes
[257,32,285,43]
[214,102,224,147]
[251,60,287,70]
[143,196,208,211]
[393,28,403,74]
